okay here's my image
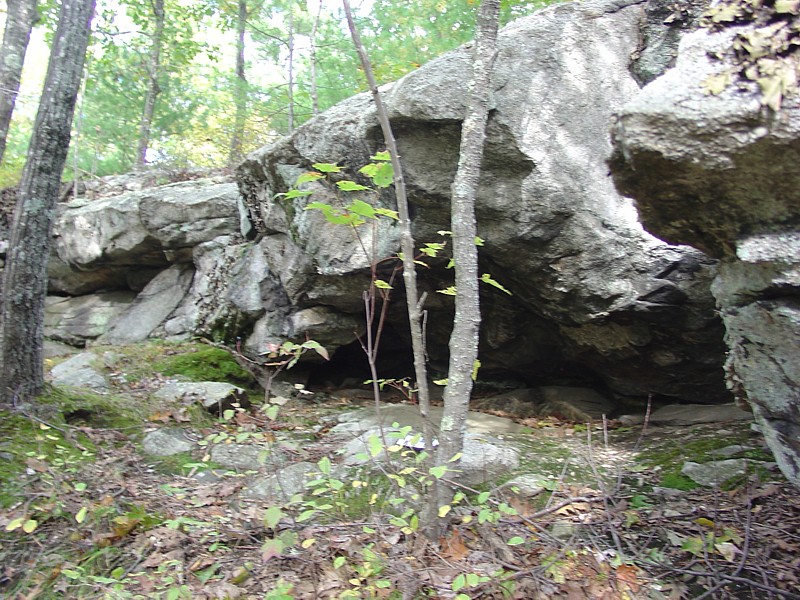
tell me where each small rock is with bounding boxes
[550,520,577,540]
[209,443,286,472]
[709,445,752,458]
[142,428,195,456]
[49,352,108,390]
[650,404,752,425]
[504,474,549,499]
[681,459,750,487]
[154,381,251,413]
[240,462,318,501]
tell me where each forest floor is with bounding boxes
[1,341,799,600]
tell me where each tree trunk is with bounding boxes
[0,0,96,405]
[228,0,248,165]
[309,0,322,116]
[0,0,39,164]
[430,0,500,536]
[342,0,434,464]
[135,0,165,169]
[286,7,295,133]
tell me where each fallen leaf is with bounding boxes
[615,564,641,592]
[439,529,469,561]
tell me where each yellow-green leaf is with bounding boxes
[22,519,38,533]
[438,504,451,518]
[5,517,24,532]
[312,162,342,173]
[75,506,89,524]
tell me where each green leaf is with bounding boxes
[452,573,466,591]
[312,162,342,173]
[371,151,391,161]
[279,189,314,200]
[368,434,383,458]
[264,506,286,529]
[448,452,463,463]
[347,198,377,218]
[472,359,481,381]
[5,517,24,532]
[74,482,87,492]
[300,340,329,361]
[297,509,317,522]
[374,279,393,290]
[333,556,347,569]
[480,273,512,295]
[438,286,457,296]
[360,160,394,187]
[295,171,324,185]
[375,207,399,220]
[22,519,38,533]
[433,378,448,386]
[507,536,525,546]
[429,465,448,479]
[75,506,89,524]
[477,491,491,504]
[438,504,451,518]
[317,455,332,475]
[337,180,371,192]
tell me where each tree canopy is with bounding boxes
[0,0,560,185]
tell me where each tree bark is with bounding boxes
[309,0,322,116]
[0,0,96,405]
[430,0,500,535]
[286,6,295,133]
[228,0,249,165]
[135,0,165,169]
[342,0,434,452]
[0,0,39,164]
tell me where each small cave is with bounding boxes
[306,325,616,405]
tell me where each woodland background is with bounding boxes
[0,0,557,187]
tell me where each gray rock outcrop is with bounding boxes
[7,1,740,418]
[236,0,727,402]
[609,19,800,485]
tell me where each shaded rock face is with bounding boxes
[609,24,800,486]
[40,177,251,345]
[237,0,727,402]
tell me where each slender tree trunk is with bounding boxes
[309,0,322,116]
[286,7,295,133]
[135,0,165,169]
[0,0,39,164]
[0,0,96,405]
[430,0,500,536]
[228,0,248,165]
[342,0,434,462]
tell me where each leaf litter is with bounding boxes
[1,345,799,598]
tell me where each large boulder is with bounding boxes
[51,178,246,293]
[42,177,253,345]
[236,0,727,403]
[609,13,800,485]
